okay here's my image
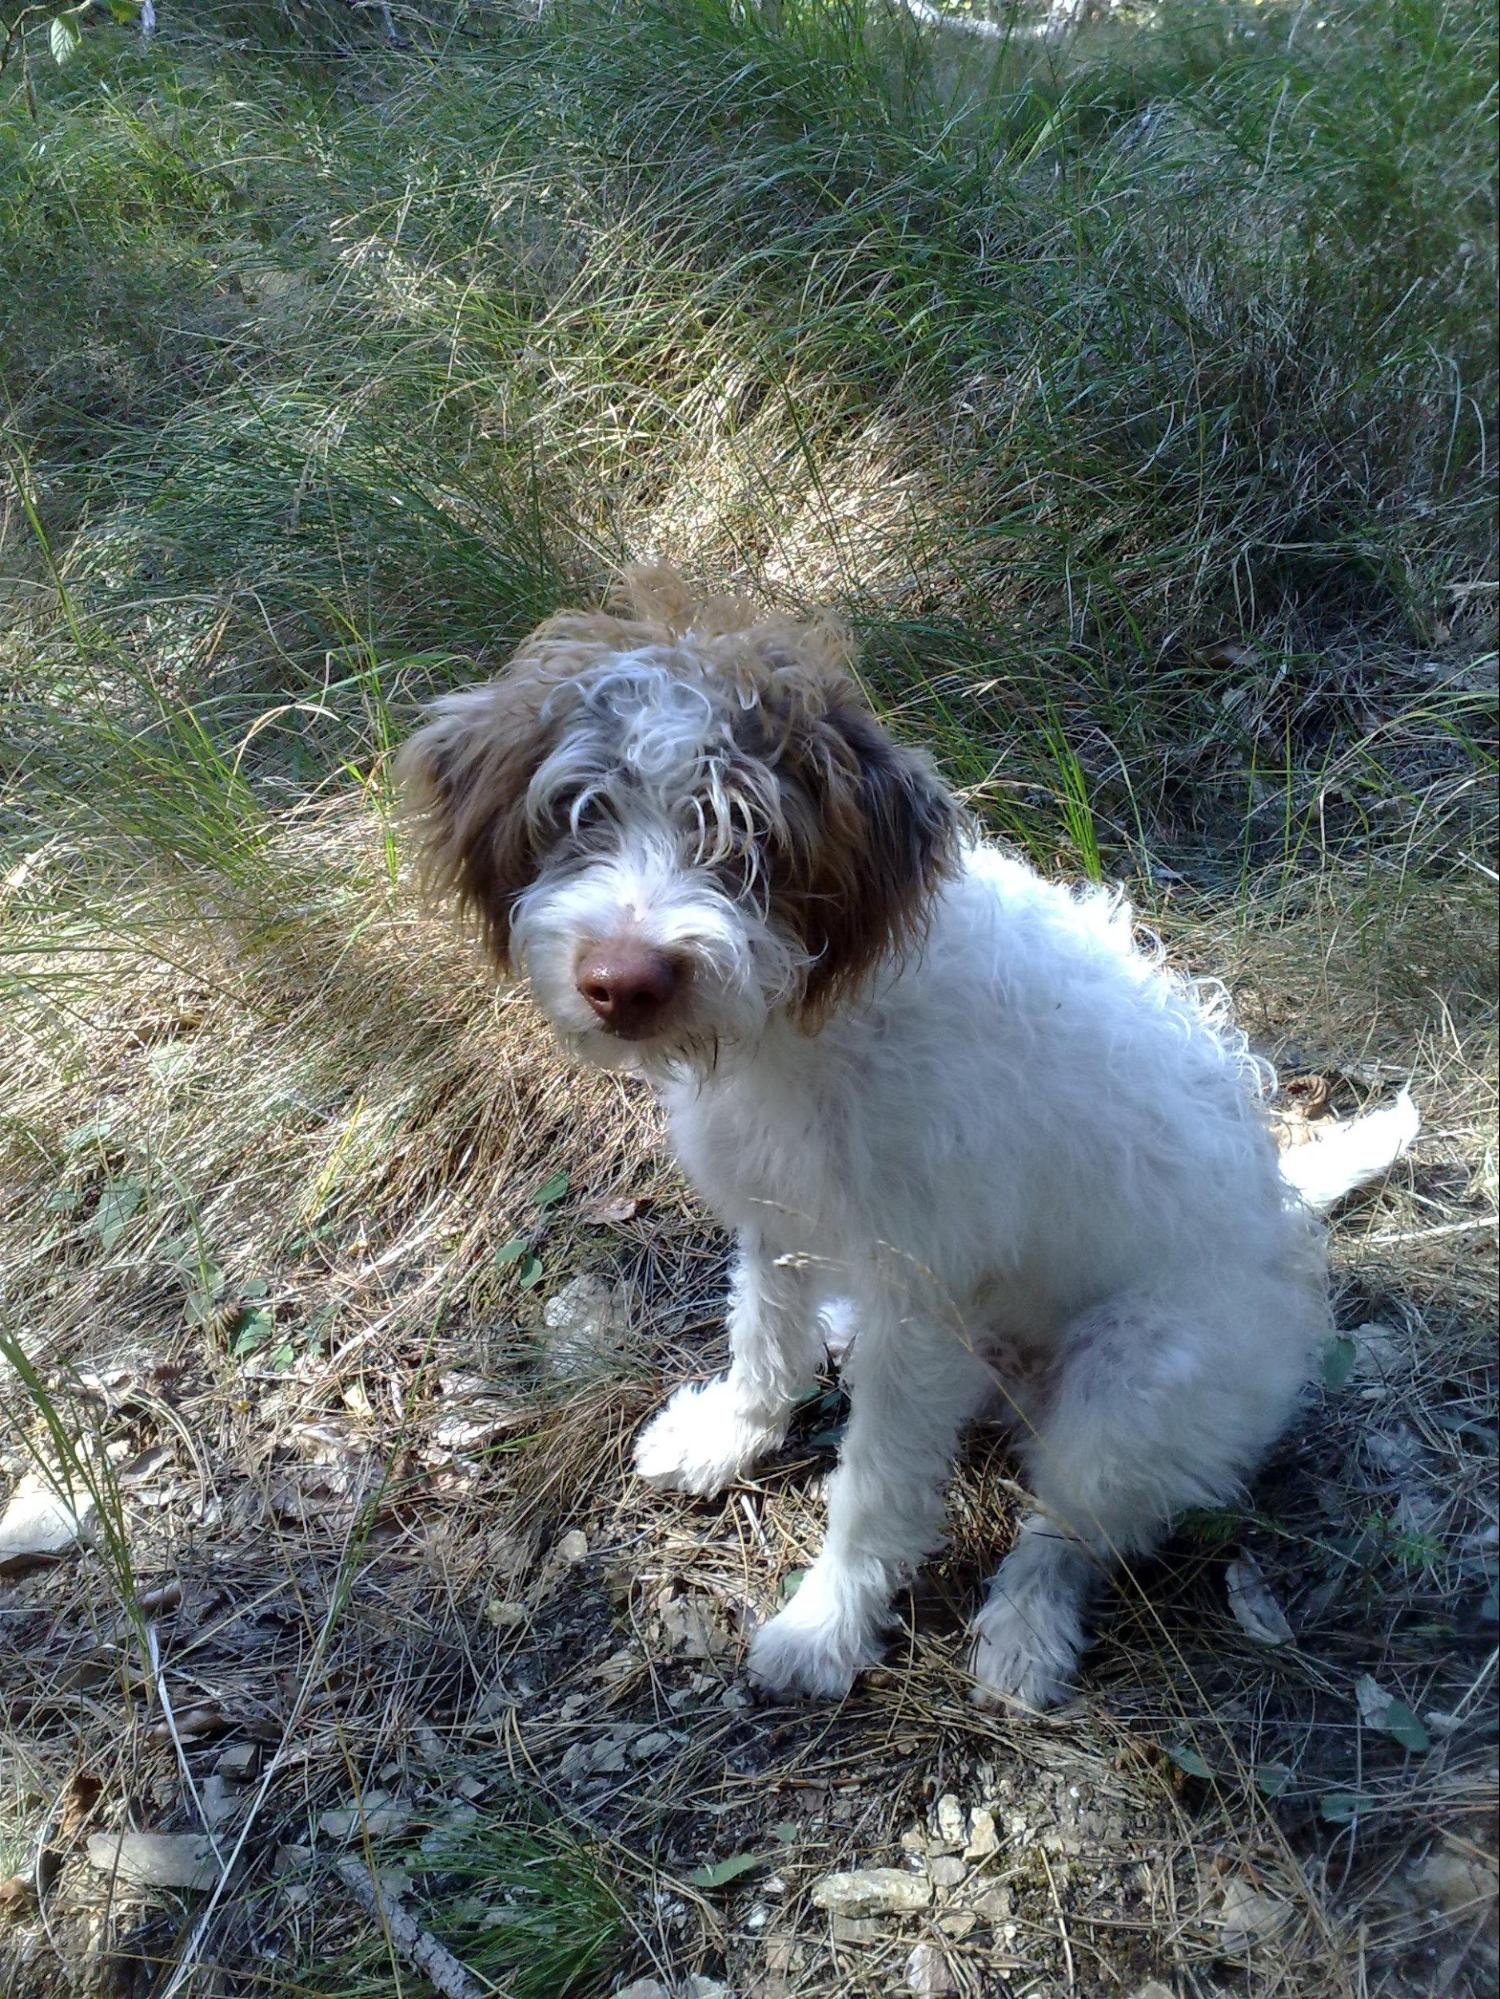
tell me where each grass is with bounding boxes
[0,1,1495,1995]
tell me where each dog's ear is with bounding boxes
[396,672,564,973]
[772,698,961,1021]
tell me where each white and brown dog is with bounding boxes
[398,570,1417,1707]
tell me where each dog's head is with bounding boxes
[397,568,960,1071]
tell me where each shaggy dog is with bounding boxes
[397,570,1417,1706]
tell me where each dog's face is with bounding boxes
[397,572,959,1072]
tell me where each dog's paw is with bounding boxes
[633,1378,781,1498]
[745,1573,884,1699]
[967,1590,1082,1711]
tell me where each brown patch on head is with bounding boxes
[395,659,577,972]
[746,691,961,1021]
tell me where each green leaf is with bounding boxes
[231,1308,274,1356]
[494,1236,530,1268]
[93,1178,142,1249]
[688,1850,771,1889]
[146,1045,193,1081]
[534,1170,570,1209]
[1322,1335,1357,1390]
[770,1821,798,1844]
[50,15,83,67]
[240,1276,270,1299]
[1254,1764,1293,1798]
[517,1254,545,1289]
[63,1119,114,1152]
[45,1188,81,1212]
[779,1568,807,1603]
[1167,1744,1213,1781]
[184,1270,228,1324]
[1379,1698,1430,1753]
[267,1342,296,1373]
[1319,1790,1375,1823]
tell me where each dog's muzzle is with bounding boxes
[574,943,681,1040]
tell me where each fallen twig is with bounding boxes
[335,1856,486,1999]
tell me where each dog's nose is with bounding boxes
[575,946,678,1037]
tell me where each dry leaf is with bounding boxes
[583,1194,646,1226]
[1226,1552,1294,1645]
[0,1871,34,1915]
[59,1771,103,1841]
[146,1703,226,1748]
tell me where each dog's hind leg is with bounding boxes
[746,1301,993,1698]
[969,1292,1305,1707]
[634,1230,822,1497]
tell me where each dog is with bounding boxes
[397,569,1418,1706]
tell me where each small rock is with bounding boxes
[317,1793,410,1841]
[540,1275,627,1379]
[484,1597,527,1630]
[1129,1984,1177,1999]
[0,1474,95,1574]
[632,1731,677,1761]
[829,1915,883,1943]
[682,1981,736,1999]
[933,1794,967,1849]
[556,1529,589,1564]
[970,1883,1013,1923]
[199,1776,243,1829]
[927,1856,968,1889]
[1217,1877,1291,1951]
[963,1807,999,1860]
[810,1867,932,1916]
[937,1908,978,1939]
[215,1744,258,1782]
[905,1941,958,1996]
[87,1831,218,1890]
[615,1982,670,1999]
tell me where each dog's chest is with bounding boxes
[663,1058,842,1244]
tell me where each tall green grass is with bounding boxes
[1,0,1494,897]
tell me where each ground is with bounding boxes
[0,2,1495,1997]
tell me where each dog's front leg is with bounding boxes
[634,1231,821,1498]
[746,1302,991,1698]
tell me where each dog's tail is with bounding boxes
[1279,1088,1420,1213]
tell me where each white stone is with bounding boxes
[905,1942,958,1996]
[87,1831,218,1890]
[810,1867,931,1916]
[0,1473,94,1573]
[541,1275,628,1378]
[963,1807,999,1860]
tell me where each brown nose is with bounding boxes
[575,946,678,1038]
